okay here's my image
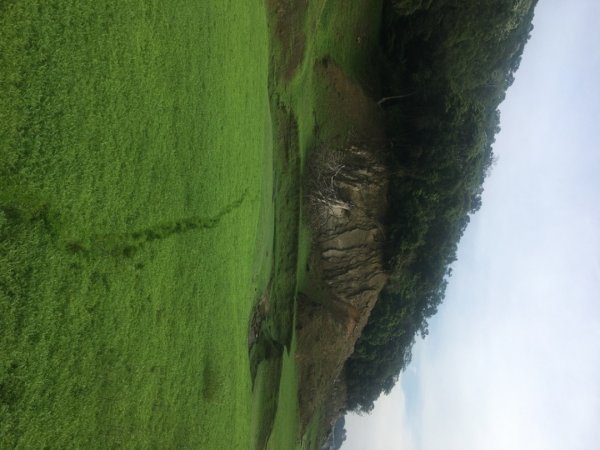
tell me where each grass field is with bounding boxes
[1,0,382,449]
[1,2,272,448]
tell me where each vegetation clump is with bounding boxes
[344,0,539,413]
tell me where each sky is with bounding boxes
[344,1,600,449]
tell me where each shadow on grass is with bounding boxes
[248,104,301,450]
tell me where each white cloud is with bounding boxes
[345,381,416,450]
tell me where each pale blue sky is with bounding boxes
[345,1,600,449]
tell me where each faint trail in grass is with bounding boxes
[66,190,248,258]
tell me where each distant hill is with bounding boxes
[344,0,538,413]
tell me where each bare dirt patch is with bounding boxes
[267,0,308,80]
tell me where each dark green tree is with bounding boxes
[344,0,538,413]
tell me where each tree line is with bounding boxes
[344,0,538,413]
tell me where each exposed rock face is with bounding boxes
[297,144,388,427]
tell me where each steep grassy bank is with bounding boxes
[253,1,386,449]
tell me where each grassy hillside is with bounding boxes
[255,1,385,448]
[0,2,272,448]
[1,0,387,448]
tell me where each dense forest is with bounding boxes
[344,0,538,412]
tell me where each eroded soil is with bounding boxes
[268,0,308,80]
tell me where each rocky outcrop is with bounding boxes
[296,143,389,427]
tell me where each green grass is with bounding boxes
[248,102,301,450]
[300,408,325,450]
[1,1,271,448]
[1,0,384,448]
[266,339,300,450]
